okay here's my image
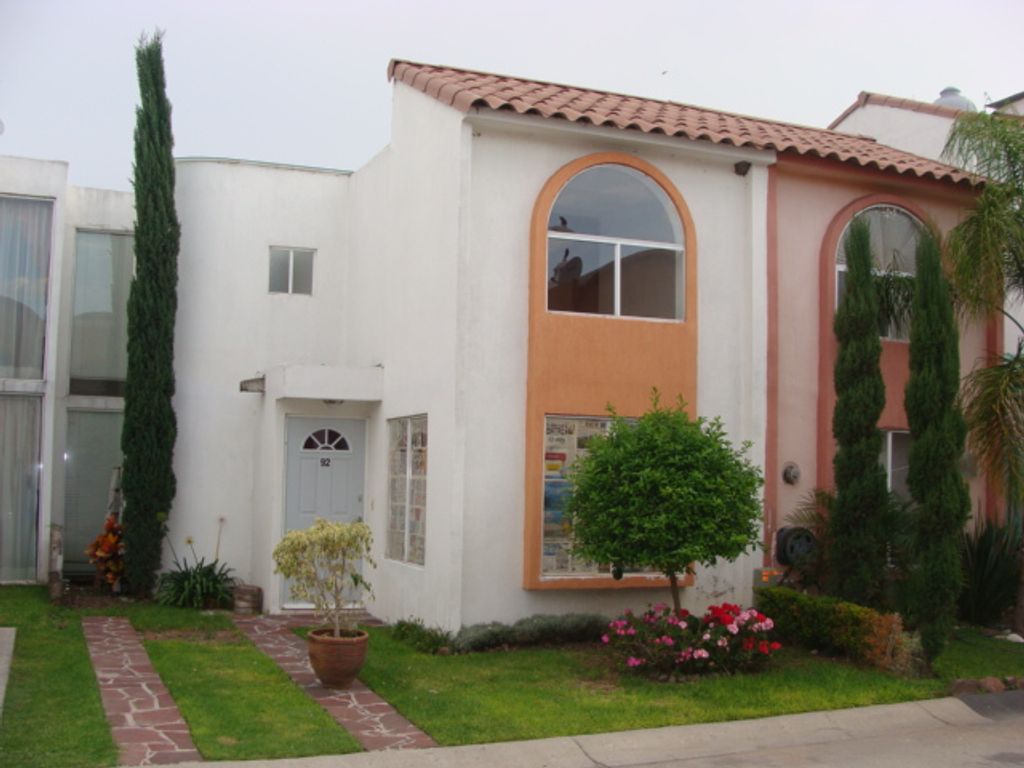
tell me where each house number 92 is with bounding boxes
[320,458,331,468]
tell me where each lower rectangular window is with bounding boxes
[386,415,427,565]
[542,415,615,576]
[881,430,911,500]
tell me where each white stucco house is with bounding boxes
[0,62,1000,630]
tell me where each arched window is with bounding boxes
[836,205,921,340]
[547,165,684,320]
[301,428,350,451]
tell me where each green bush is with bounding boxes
[156,557,235,609]
[755,586,910,671]
[958,518,1022,625]
[452,613,608,653]
[392,618,454,654]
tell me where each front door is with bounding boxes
[283,417,366,606]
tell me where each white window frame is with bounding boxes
[547,231,684,320]
[386,415,427,566]
[268,247,315,295]
[881,429,911,496]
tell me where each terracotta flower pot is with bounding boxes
[307,627,369,688]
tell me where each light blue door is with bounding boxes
[282,417,365,606]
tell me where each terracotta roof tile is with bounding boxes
[388,60,974,187]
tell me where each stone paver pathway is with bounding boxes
[81,617,202,766]
[234,614,437,751]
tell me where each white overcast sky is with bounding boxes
[1,0,1022,191]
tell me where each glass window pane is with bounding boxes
[620,246,682,319]
[890,432,912,500]
[386,416,427,564]
[269,248,290,292]
[292,250,314,294]
[548,238,614,314]
[0,396,40,580]
[549,165,681,244]
[837,206,920,275]
[71,232,133,384]
[0,197,53,379]
[63,411,124,574]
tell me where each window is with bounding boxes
[0,395,40,580]
[836,205,920,340]
[387,415,427,565]
[547,165,684,320]
[269,247,314,294]
[62,410,124,575]
[881,430,912,500]
[0,196,53,379]
[302,428,350,451]
[70,231,133,396]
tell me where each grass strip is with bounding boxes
[146,639,361,761]
[359,626,951,746]
[933,627,1024,680]
[0,586,116,768]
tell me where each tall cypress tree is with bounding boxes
[905,232,970,661]
[830,217,890,607]
[122,32,179,595]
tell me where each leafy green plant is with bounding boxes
[905,231,971,661]
[566,391,763,613]
[392,618,454,654]
[830,216,890,608]
[452,613,609,653]
[156,554,235,609]
[755,586,913,672]
[958,517,1022,625]
[272,518,375,636]
[122,32,181,595]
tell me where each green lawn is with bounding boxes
[3,584,1024,767]
[0,586,357,767]
[359,625,1024,746]
[146,639,360,760]
[0,587,117,768]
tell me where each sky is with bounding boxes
[2,0,1023,191]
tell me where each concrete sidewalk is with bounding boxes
[161,694,1021,768]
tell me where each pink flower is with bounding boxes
[601,634,610,644]
[702,632,711,641]
[727,623,739,635]
[717,637,728,647]
[626,627,637,636]
[694,649,710,659]
[626,657,645,668]
[660,635,674,647]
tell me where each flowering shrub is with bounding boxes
[602,603,781,676]
[85,515,125,589]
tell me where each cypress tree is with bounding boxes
[829,217,890,607]
[122,32,180,594]
[905,232,970,661]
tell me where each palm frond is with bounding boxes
[960,349,1024,503]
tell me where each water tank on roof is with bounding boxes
[934,86,976,112]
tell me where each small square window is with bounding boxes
[268,247,314,295]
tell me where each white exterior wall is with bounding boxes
[832,104,954,162]
[456,121,772,626]
[0,156,69,580]
[345,85,469,628]
[172,159,350,589]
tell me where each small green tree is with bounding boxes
[122,32,180,594]
[830,217,890,608]
[566,393,763,614]
[905,231,971,661]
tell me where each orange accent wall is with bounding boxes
[523,152,699,590]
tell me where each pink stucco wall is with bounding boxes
[765,155,990,564]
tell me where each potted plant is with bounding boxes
[272,518,376,688]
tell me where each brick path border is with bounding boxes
[81,616,202,766]
[234,614,437,751]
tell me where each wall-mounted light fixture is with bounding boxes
[782,462,801,485]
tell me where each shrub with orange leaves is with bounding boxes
[85,515,125,588]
